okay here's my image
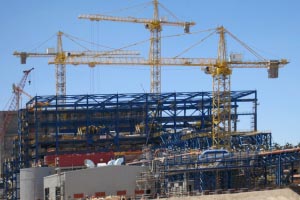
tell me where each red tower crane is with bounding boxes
[0,68,34,141]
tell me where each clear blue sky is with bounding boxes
[0,0,299,145]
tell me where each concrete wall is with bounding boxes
[20,167,54,200]
[44,165,145,199]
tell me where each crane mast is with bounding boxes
[78,0,195,93]
[212,26,232,148]
[56,31,66,96]
[150,0,161,93]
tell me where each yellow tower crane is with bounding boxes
[13,31,141,96]
[14,32,66,96]
[78,0,195,93]
[46,26,288,149]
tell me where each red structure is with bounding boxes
[44,152,114,167]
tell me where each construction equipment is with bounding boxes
[13,31,141,96]
[13,32,66,96]
[12,84,33,100]
[47,26,288,149]
[0,68,34,141]
[79,0,195,93]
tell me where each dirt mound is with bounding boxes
[165,188,300,200]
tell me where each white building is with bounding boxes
[43,165,145,200]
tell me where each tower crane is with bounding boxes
[46,26,288,149]
[14,32,66,96]
[13,31,141,96]
[78,0,195,93]
[0,68,34,141]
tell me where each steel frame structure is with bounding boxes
[2,160,19,200]
[3,90,261,199]
[158,131,272,151]
[18,90,257,163]
[140,148,300,197]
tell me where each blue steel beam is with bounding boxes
[20,91,257,165]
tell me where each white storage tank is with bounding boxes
[20,167,54,200]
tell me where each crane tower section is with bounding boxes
[78,0,195,93]
[56,31,66,97]
[212,27,232,148]
[150,0,161,93]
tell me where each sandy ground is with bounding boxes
[163,188,300,200]
[87,188,300,200]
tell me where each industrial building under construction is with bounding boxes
[1,89,300,199]
[0,1,299,200]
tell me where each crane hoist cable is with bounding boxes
[174,30,217,58]
[225,29,266,61]
[63,32,117,51]
[101,1,153,16]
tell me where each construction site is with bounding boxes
[0,0,299,200]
